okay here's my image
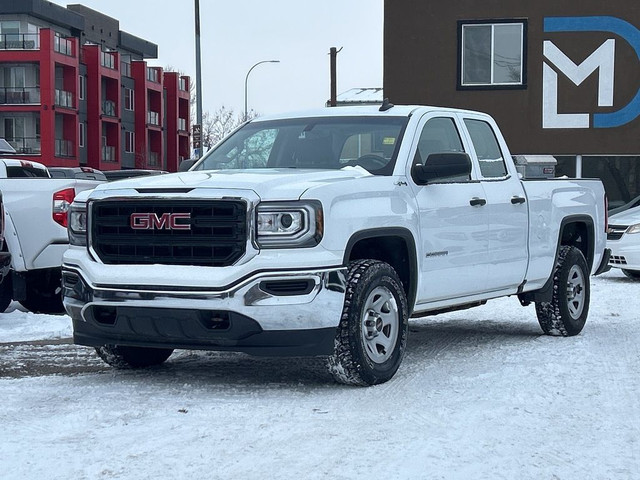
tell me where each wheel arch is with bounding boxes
[520,215,595,304]
[557,215,595,271]
[343,228,418,313]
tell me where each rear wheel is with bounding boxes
[535,246,590,336]
[95,345,174,369]
[18,269,65,315]
[328,259,408,386]
[622,269,640,280]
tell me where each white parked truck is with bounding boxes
[0,158,103,313]
[63,105,610,385]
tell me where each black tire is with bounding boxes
[327,259,409,386]
[622,269,640,280]
[535,245,590,336]
[18,269,65,315]
[95,345,174,369]
[0,272,12,313]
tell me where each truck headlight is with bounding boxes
[256,201,323,248]
[68,203,87,246]
[627,223,640,234]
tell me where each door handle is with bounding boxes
[510,196,526,205]
[469,197,487,207]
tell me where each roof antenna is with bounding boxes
[379,98,394,112]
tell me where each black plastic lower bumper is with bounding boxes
[70,304,336,357]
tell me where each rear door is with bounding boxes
[460,114,528,291]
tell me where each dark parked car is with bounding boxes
[48,166,107,181]
[103,169,168,182]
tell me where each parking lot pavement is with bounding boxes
[0,338,108,378]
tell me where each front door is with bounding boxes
[409,114,490,305]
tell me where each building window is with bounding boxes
[459,20,526,89]
[125,131,134,153]
[78,75,85,100]
[79,122,85,148]
[124,88,134,111]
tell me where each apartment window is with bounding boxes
[125,131,134,153]
[124,88,134,111]
[459,20,526,88]
[78,75,85,100]
[79,122,85,148]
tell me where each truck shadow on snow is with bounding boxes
[1,318,547,385]
[78,318,545,388]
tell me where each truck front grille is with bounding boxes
[90,199,247,266]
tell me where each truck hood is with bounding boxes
[92,167,372,200]
[609,206,640,226]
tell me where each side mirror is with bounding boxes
[412,152,471,185]
[178,159,197,172]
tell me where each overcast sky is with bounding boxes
[50,0,384,117]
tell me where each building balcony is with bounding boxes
[102,145,116,162]
[55,89,74,108]
[54,36,73,56]
[0,87,40,104]
[7,137,41,154]
[147,111,160,126]
[121,61,131,78]
[101,52,116,70]
[55,139,74,157]
[178,118,187,131]
[102,100,117,117]
[0,34,39,51]
[148,151,159,166]
[147,67,160,83]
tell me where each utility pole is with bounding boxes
[194,0,203,158]
[329,47,342,107]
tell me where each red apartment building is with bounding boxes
[0,1,190,172]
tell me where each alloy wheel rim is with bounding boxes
[361,286,399,364]
[566,265,585,319]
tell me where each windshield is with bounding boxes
[194,116,409,175]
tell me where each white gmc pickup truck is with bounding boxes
[62,105,610,385]
[0,158,103,313]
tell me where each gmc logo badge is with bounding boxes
[130,212,191,230]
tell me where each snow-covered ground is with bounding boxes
[1,269,639,479]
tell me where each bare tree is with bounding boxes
[202,106,257,150]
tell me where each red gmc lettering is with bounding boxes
[130,213,191,230]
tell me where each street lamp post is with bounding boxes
[244,60,280,121]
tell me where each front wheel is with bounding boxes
[327,260,409,386]
[95,345,174,369]
[622,269,640,280]
[535,245,590,336]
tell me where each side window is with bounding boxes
[415,117,465,165]
[464,119,508,178]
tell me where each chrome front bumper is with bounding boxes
[63,267,347,356]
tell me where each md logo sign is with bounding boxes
[542,16,640,129]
